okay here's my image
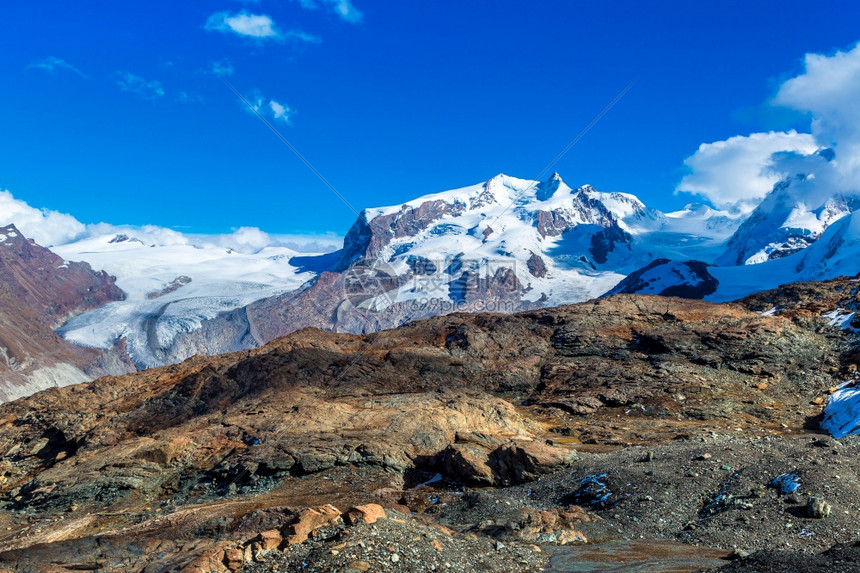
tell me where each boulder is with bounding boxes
[285,504,343,544]
[345,503,387,525]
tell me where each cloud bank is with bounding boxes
[677,131,817,212]
[678,42,860,214]
[0,189,340,254]
[0,190,86,246]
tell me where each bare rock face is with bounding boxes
[338,200,465,270]
[527,251,548,278]
[0,224,130,401]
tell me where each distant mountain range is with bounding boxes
[1,169,858,399]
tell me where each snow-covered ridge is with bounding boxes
[337,173,743,311]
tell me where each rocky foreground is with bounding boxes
[0,277,859,571]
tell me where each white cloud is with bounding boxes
[205,10,279,38]
[204,11,320,42]
[774,42,860,192]
[0,190,86,247]
[117,72,165,99]
[295,0,363,23]
[676,131,818,212]
[677,41,860,213]
[269,100,292,123]
[29,56,86,77]
[244,91,295,125]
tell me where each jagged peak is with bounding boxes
[536,172,566,201]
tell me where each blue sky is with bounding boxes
[2,1,860,236]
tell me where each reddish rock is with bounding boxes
[345,503,387,525]
[222,547,245,570]
[286,504,342,544]
[258,529,283,550]
[0,224,129,401]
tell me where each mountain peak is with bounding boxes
[0,224,23,244]
[536,173,566,201]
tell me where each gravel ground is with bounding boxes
[432,432,860,555]
[242,509,547,573]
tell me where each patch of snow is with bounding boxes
[821,381,860,439]
[823,309,856,329]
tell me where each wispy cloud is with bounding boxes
[117,72,165,99]
[245,90,295,124]
[204,10,319,42]
[209,60,234,77]
[29,56,87,78]
[284,30,321,43]
[294,0,363,23]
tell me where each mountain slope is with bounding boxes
[0,224,130,400]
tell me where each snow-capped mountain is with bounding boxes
[324,172,740,310]
[707,208,860,301]
[603,259,719,299]
[716,150,859,266]
[202,173,746,346]
[35,172,743,376]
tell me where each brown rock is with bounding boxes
[555,529,588,545]
[345,562,372,573]
[259,529,283,551]
[222,548,245,570]
[345,503,387,525]
[442,443,495,486]
[491,440,577,484]
[286,504,342,544]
